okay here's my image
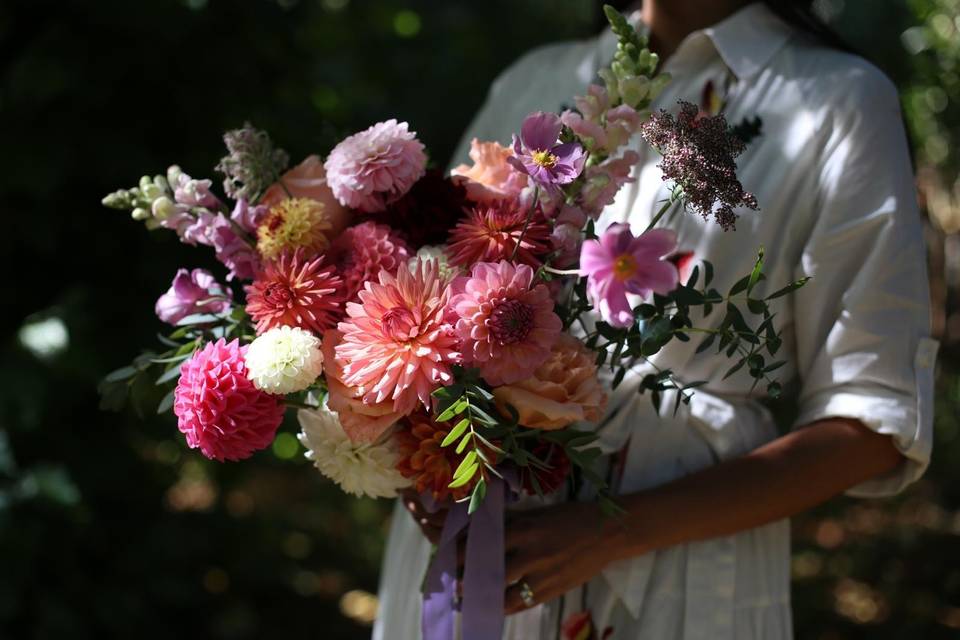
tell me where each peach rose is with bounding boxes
[450,138,528,203]
[261,155,352,236]
[493,334,607,430]
[321,329,403,443]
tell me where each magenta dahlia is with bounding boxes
[173,338,285,462]
[445,199,552,269]
[324,119,427,213]
[336,259,459,415]
[328,221,412,301]
[245,249,345,335]
[448,261,562,386]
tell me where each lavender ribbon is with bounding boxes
[422,476,507,640]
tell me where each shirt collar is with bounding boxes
[696,2,795,80]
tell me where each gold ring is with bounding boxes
[519,581,536,608]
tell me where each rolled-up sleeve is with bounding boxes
[791,68,938,497]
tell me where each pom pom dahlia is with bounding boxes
[245,250,344,335]
[328,221,412,301]
[321,329,404,443]
[324,119,427,213]
[336,259,459,416]
[173,338,285,462]
[245,325,324,394]
[449,261,562,386]
[492,334,607,430]
[298,406,411,499]
[445,199,552,269]
[256,197,333,261]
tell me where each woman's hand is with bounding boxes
[502,500,628,615]
[400,489,447,545]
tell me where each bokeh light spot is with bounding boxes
[393,10,421,38]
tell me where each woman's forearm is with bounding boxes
[606,418,905,562]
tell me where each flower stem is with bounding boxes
[644,198,676,232]
[542,265,581,276]
[510,187,540,261]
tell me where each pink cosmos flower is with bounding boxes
[174,338,285,462]
[324,119,427,213]
[328,221,412,301]
[579,224,680,328]
[335,259,459,416]
[508,112,585,193]
[449,261,562,386]
[155,268,231,325]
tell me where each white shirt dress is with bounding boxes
[373,4,937,639]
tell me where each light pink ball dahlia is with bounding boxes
[329,221,412,301]
[324,119,427,213]
[173,338,286,462]
[448,261,562,386]
[335,259,459,416]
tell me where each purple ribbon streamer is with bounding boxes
[421,477,506,640]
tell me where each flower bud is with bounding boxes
[151,196,177,220]
[131,207,150,221]
[102,189,132,210]
[620,75,650,108]
[166,165,183,187]
[649,73,671,101]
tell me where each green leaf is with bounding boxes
[765,277,811,300]
[703,261,714,286]
[687,265,700,288]
[453,451,478,479]
[441,418,470,447]
[695,333,716,354]
[455,433,472,454]
[156,389,176,414]
[467,478,487,515]
[747,248,764,294]
[448,462,478,488]
[723,358,746,380]
[763,360,786,373]
[767,381,782,399]
[746,297,766,315]
[175,313,222,326]
[155,364,183,385]
[612,367,627,389]
[103,366,138,384]
[436,399,467,422]
[729,275,750,297]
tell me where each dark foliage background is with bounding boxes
[1,1,957,638]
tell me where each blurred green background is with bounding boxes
[1,0,958,638]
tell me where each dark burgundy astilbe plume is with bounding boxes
[371,169,470,248]
[641,101,758,231]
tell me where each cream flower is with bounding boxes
[297,406,411,499]
[245,325,324,394]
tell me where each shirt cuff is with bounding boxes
[793,339,937,498]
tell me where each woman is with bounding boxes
[375,1,937,638]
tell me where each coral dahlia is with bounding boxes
[328,221,412,301]
[256,197,333,261]
[173,338,285,462]
[324,119,427,213]
[449,261,562,386]
[335,259,459,416]
[394,411,478,502]
[445,199,552,269]
[245,249,344,335]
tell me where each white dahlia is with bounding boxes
[297,406,411,499]
[245,325,324,394]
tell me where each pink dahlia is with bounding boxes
[445,199,552,269]
[328,221,412,301]
[321,329,404,443]
[336,259,459,415]
[245,249,345,335]
[579,224,680,328]
[449,261,562,386]
[174,338,285,462]
[324,119,427,213]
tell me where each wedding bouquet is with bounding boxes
[101,7,804,637]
